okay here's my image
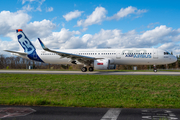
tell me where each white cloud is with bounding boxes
[63,10,84,21]
[107,6,147,20]
[158,42,180,56]
[136,9,148,14]
[76,6,147,29]
[158,42,176,50]
[46,7,53,12]
[172,35,180,41]
[0,10,31,35]
[22,0,45,12]
[141,25,172,41]
[22,4,33,11]
[22,0,36,4]
[77,7,107,27]
[82,34,92,43]
[42,25,180,55]
[25,19,56,39]
[38,28,82,49]
[147,22,159,29]
[0,10,56,40]
[4,24,180,52]
[36,0,45,12]
[0,39,20,56]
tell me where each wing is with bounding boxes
[4,50,28,56]
[38,38,101,65]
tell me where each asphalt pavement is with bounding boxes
[0,105,179,120]
[1,70,180,75]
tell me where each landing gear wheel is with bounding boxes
[153,69,157,72]
[153,65,157,72]
[89,67,94,72]
[81,67,87,72]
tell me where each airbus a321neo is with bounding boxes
[4,29,177,72]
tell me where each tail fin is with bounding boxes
[16,29,36,53]
[16,29,44,63]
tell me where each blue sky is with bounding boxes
[0,0,180,55]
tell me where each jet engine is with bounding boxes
[94,59,116,70]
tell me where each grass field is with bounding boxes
[0,74,180,108]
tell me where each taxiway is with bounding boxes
[0,70,180,75]
[0,105,179,120]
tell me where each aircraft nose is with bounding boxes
[172,56,177,62]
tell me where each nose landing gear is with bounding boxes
[153,65,157,72]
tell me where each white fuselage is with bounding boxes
[25,48,177,65]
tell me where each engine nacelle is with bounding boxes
[94,59,116,70]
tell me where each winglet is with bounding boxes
[38,38,49,51]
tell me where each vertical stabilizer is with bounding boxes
[16,29,36,54]
[16,29,44,62]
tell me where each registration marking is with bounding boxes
[142,110,178,120]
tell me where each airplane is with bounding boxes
[4,29,177,72]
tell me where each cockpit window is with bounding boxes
[164,52,171,55]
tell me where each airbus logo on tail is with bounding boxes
[17,32,35,53]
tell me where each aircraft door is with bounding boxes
[116,51,121,59]
[153,49,158,59]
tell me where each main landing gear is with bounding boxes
[81,67,94,72]
[153,65,157,72]
[89,67,94,72]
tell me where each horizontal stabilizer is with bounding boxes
[4,50,28,55]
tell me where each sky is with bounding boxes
[1,0,180,56]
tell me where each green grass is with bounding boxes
[160,69,180,72]
[0,74,180,108]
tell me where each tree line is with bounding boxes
[0,54,179,70]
